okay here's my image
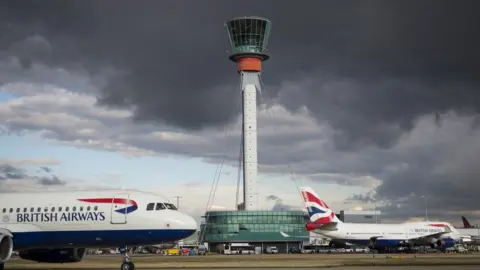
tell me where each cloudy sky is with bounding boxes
[1,0,480,226]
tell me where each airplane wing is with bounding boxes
[279,232,353,246]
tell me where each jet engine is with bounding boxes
[19,248,87,263]
[328,240,347,249]
[0,233,13,263]
[429,238,456,249]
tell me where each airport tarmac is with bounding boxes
[7,267,480,270]
[6,253,480,269]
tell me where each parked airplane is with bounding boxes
[0,190,197,270]
[458,216,480,244]
[462,216,474,228]
[300,186,462,252]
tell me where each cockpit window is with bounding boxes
[155,203,166,210]
[146,203,155,211]
[164,203,177,210]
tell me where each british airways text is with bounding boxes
[16,212,106,222]
[414,228,442,233]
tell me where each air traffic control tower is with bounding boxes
[199,17,308,252]
[225,16,271,211]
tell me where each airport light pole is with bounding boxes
[173,196,182,209]
[421,195,428,221]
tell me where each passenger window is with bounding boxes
[146,203,155,211]
[80,206,84,211]
[72,207,76,211]
[37,207,41,212]
[44,207,48,212]
[155,203,166,210]
[94,206,98,211]
[23,207,27,212]
[9,208,13,213]
[30,207,34,212]
[16,208,20,213]
[65,207,70,211]
[51,207,55,212]
[87,206,91,211]
[2,209,5,213]
[58,207,62,212]
[164,203,177,210]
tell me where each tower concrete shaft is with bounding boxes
[225,16,271,211]
[240,72,261,210]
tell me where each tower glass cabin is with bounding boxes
[225,16,271,62]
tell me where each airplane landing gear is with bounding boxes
[120,247,135,270]
[121,261,134,270]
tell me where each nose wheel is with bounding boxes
[120,246,135,270]
[121,261,134,270]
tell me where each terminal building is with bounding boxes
[199,210,308,253]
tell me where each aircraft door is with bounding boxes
[110,194,130,224]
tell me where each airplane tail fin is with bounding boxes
[462,216,473,228]
[300,186,342,224]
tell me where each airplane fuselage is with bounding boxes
[0,190,197,250]
[312,221,461,247]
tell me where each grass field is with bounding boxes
[6,253,480,268]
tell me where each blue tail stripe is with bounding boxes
[307,206,326,217]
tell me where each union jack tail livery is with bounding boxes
[300,186,341,224]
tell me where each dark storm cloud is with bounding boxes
[0,164,27,180]
[0,163,64,185]
[347,193,376,204]
[38,166,52,173]
[2,0,480,222]
[36,175,65,186]
[2,0,480,148]
[266,194,295,211]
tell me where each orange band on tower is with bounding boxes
[237,57,262,72]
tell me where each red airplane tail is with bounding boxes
[462,216,473,228]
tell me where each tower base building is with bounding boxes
[200,211,308,254]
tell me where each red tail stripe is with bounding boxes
[78,198,137,206]
[305,191,329,209]
[429,224,445,227]
[314,212,335,224]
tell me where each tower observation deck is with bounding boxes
[225,17,271,211]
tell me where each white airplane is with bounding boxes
[457,216,480,244]
[300,186,462,252]
[0,189,197,270]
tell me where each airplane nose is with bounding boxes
[182,214,198,231]
[166,211,197,238]
[172,213,197,240]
